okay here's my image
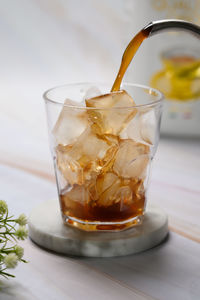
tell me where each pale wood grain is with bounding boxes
[1,240,154,300]
[82,233,200,300]
[148,137,200,243]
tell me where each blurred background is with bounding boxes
[1,0,200,178]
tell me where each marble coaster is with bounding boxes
[28,199,168,257]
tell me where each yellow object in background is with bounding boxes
[151,48,200,101]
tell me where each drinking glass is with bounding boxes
[43,82,163,231]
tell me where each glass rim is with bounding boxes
[43,82,164,110]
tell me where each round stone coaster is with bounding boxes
[28,199,168,257]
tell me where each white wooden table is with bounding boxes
[1,99,200,299]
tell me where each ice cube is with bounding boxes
[53,99,88,145]
[56,144,83,185]
[139,109,157,145]
[85,90,137,135]
[96,175,146,207]
[76,128,110,159]
[96,175,133,207]
[114,186,133,206]
[86,172,117,202]
[113,139,150,179]
[56,128,118,185]
[120,113,141,141]
[61,184,90,209]
[96,172,119,195]
[97,175,122,207]
[122,108,157,146]
[128,178,145,199]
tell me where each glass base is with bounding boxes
[62,214,144,232]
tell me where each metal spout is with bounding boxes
[144,19,200,39]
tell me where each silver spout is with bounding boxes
[144,19,200,38]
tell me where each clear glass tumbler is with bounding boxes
[43,83,163,231]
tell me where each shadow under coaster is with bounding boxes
[28,199,168,257]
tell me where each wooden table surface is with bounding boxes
[1,92,200,300]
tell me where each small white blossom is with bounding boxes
[14,245,24,259]
[4,253,18,269]
[15,226,28,241]
[0,201,28,279]
[16,214,27,226]
[0,200,8,215]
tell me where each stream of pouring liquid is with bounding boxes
[111,27,152,92]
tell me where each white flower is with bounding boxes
[16,214,27,226]
[15,226,28,240]
[0,200,8,215]
[14,245,24,259]
[4,253,18,269]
